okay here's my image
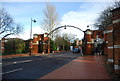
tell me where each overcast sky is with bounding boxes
[1,1,115,40]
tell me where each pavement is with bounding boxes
[1,53,47,59]
[0,51,64,59]
[39,55,111,80]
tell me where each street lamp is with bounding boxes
[29,18,36,55]
[87,25,89,28]
[64,25,67,29]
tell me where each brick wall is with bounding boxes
[105,25,113,63]
[112,7,120,73]
[84,29,103,55]
[103,33,108,56]
[92,30,102,39]
[31,34,50,54]
[84,29,92,55]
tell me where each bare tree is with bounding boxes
[94,1,120,30]
[62,33,76,43]
[0,8,23,38]
[94,7,113,30]
[41,3,60,38]
[114,1,120,8]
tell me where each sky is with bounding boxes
[1,1,115,40]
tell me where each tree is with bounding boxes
[62,33,76,43]
[15,39,25,53]
[24,39,31,53]
[94,7,113,30]
[50,39,57,52]
[0,8,23,38]
[94,1,120,30]
[114,1,120,8]
[54,34,71,51]
[41,3,60,38]
[4,38,25,54]
[54,36,63,50]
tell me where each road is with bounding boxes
[1,51,82,81]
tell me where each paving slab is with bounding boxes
[39,56,111,80]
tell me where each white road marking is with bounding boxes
[13,62,17,63]
[0,68,23,75]
[3,60,32,66]
[3,58,48,66]
[13,60,32,64]
[0,63,2,64]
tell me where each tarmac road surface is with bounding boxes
[2,51,81,81]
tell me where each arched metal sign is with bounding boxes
[47,25,84,37]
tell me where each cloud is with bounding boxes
[61,11,94,29]
[60,11,90,39]
[60,10,96,39]
[60,2,113,39]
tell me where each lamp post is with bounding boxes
[29,18,36,55]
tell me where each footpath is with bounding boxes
[39,55,111,80]
[0,51,64,59]
[1,53,53,59]
[0,53,30,59]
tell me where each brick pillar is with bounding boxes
[32,34,40,54]
[103,32,108,56]
[84,29,92,55]
[105,25,113,64]
[48,41,50,53]
[112,7,120,74]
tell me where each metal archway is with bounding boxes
[46,25,86,54]
[47,25,84,37]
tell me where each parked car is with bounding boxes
[73,48,80,53]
